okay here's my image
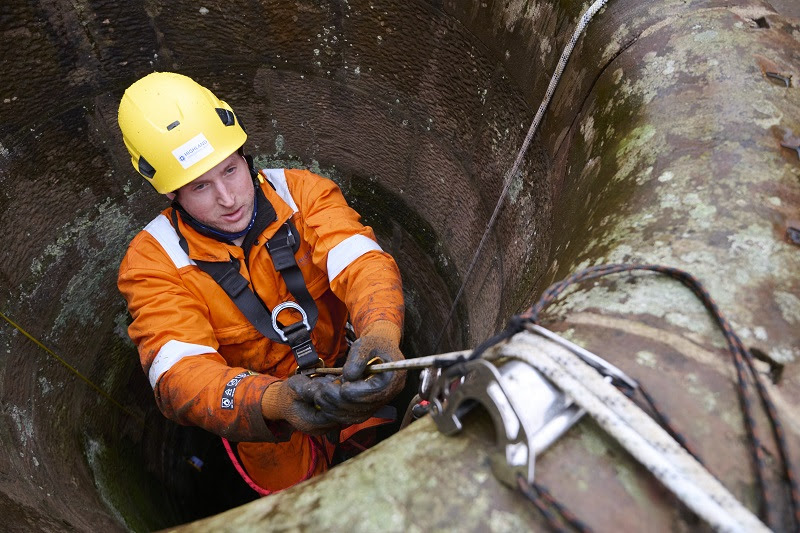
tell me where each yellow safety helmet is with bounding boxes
[118,72,247,193]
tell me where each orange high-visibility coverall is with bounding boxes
[118,168,404,491]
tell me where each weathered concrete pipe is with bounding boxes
[0,0,798,531]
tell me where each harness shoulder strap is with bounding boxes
[169,208,321,370]
[267,220,319,328]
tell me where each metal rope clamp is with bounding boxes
[426,326,637,488]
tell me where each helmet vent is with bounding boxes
[216,108,235,127]
[166,120,180,131]
[138,156,156,179]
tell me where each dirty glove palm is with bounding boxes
[261,374,338,435]
[315,321,406,425]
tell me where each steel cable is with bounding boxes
[432,0,611,352]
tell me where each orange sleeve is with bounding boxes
[286,170,404,336]
[118,234,280,442]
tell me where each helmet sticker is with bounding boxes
[172,133,215,169]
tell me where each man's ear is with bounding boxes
[165,192,176,201]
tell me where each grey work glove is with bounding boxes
[308,375,375,427]
[261,374,339,435]
[314,320,406,425]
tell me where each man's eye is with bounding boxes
[193,183,207,191]
[226,166,237,175]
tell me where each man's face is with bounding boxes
[168,151,255,234]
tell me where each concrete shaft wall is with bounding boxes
[0,0,798,531]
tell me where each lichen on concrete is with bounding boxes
[10,405,34,449]
[634,350,657,368]
[554,7,800,356]
[84,437,128,528]
[612,461,650,510]
[83,432,174,532]
[774,290,800,324]
[22,196,143,337]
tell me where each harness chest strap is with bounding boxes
[170,208,322,370]
[265,220,321,368]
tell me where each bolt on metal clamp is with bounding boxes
[427,325,637,488]
[428,356,583,487]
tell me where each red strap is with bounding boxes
[222,435,319,497]
[223,416,393,495]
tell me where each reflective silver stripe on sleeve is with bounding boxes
[143,214,196,269]
[262,168,299,213]
[327,234,383,282]
[149,339,217,389]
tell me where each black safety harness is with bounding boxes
[170,184,322,371]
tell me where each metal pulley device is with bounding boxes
[425,325,638,488]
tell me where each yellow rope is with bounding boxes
[0,310,145,425]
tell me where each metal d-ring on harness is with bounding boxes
[263,221,321,369]
[271,302,311,342]
[170,208,322,371]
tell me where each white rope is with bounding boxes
[329,327,769,529]
[502,330,770,533]
[310,349,476,375]
[434,0,611,351]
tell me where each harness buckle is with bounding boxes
[284,223,296,248]
[215,260,249,297]
[297,359,326,377]
[267,223,298,271]
[272,301,320,370]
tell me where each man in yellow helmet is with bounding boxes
[117,72,405,492]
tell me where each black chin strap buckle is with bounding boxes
[272,301,321,370]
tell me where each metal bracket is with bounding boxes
[427,326,637,488]
[428,357,583,487]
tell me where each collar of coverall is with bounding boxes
[173,192,259,242]
[170,181,286,261]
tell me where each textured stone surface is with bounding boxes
[0,0,798,531]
